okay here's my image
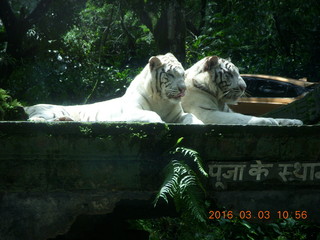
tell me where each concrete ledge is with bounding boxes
[264,86,320,124]
[1,122,320,239]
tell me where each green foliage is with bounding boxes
[1,0,156,104]
[138,139,320,239]
[154,139,209,223]
[186,0,320,81]
[154,159,208,223]
[60,1,156,67]
[175,147,208,178]
[0,89,25,120]
[6,57,135,105]
[1,0,319,105]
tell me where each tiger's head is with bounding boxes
[147,53,186,103]
[186,56,246,104]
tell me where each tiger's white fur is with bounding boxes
[181,56,303,125]
[25,53,203,124]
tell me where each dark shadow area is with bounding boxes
[49,199,177,240]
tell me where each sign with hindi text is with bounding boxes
[208,160,320,190]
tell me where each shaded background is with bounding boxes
[0,0,319,105]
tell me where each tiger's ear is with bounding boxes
[165,52,175,58]
[149,56,162,71]
[204,56,219,71]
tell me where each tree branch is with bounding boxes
[119,5,136,56]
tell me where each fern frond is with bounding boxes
[154,160,178,206]
[155,159,208,222]
[155,141,210,222]
[183,185,208,223]
[175,147,208,177]
[167,137,185,155]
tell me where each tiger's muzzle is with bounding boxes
[174,89,186,98]
[168,85,186,100]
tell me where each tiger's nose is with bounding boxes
[238,79,247,92]
[179,84,187,93]
[239,84,246,92]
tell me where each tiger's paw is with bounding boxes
[275,118,303,126]
[248,117,303,126]
[248,117,279,126]
[54,116,75,121]
[181,113,204,124]
[28,116,47,121]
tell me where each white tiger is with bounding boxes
[25,53,203,124]
[181,56,303,125]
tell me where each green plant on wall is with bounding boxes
[0,89,25,120]
[131,138,320,239]
[154,137,209,223]
[79,125,93,136]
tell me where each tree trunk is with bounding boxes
[130,0,186,64]
[154,0,186,63]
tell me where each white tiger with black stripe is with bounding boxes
[25,53,203,124]
[181,56,303,125]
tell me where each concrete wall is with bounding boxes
[1,122,320,239]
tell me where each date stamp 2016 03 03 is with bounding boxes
[208,210,308,220]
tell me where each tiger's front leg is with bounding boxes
[124,110,164,123]
[179,113,204,124]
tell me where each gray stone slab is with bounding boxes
[1,122,320,239]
